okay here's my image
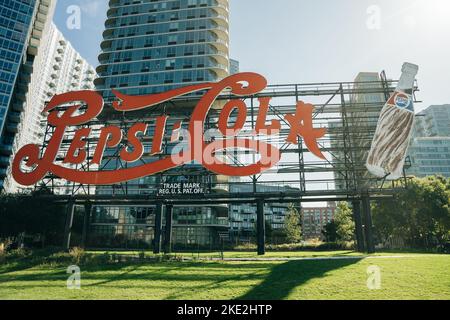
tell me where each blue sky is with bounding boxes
[54,0,450,111]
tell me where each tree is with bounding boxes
[372,176,450,248]
[265,220,273,239]
[0,192,66,246]
[322,221,338,242]
[334,202,355,242]
[283,204,302,243]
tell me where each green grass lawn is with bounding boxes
[0,252,449,300]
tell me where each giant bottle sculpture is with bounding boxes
[366,62,419,180]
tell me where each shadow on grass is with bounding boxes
[238,258,362,300]
[1,253,363,300]
[0,255,54,275]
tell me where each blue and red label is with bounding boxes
[388,91,414,112]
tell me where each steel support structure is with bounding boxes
[256,198,266,256]
[63,199,75,251]
[164,204,174,254]
[81,202,92,248]
[31,74,419,254]
[362,194,375,254]
[153,202,164,254]
[352,200,365,252]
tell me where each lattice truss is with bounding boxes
[32,72,419,201]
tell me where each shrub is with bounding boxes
[5,248,30,260]
[232,241,355,252]
[45,251,72,266]
[69,247,85,265]
[93,252,111,265]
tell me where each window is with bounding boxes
[165,59,175,70]
[167,47,176,57]
[169,22,179,32]
[165,72,174,84]
[168,35,177,45]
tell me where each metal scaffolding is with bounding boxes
[29,71,420,254]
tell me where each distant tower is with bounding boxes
[230,59,240,74]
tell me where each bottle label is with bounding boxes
[387,91,414,112]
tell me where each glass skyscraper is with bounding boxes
[406,104,450,178]
[95,0,229,100]
[407,138,450,177]
[89,0,230,250]
[0,0,54,190]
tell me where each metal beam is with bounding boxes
[63,200,75,251]
[153,202,164,254]
[81,202,92,248]
[352,200,365,252]
[362,195,375,254]
[164,204,173,254]
[256,199,265,256]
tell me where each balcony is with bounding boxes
[101,40,112,51]
[211,13,229,28]
[93,78,105,86]
[211,65,229,79]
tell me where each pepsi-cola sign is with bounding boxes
[12,73,326,186]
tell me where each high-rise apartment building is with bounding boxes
[95,0,229,101]
[0,0,56,191]
[228,184,297,242]
[406,105,450,177]
[3,22,97,193]
[229,58,239,75]
[413,105,450,137]
[349,72,386,187]
[330,72,386,191]
[302,204,336,240]
[89,0,231,249]
[407,138,450,177]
